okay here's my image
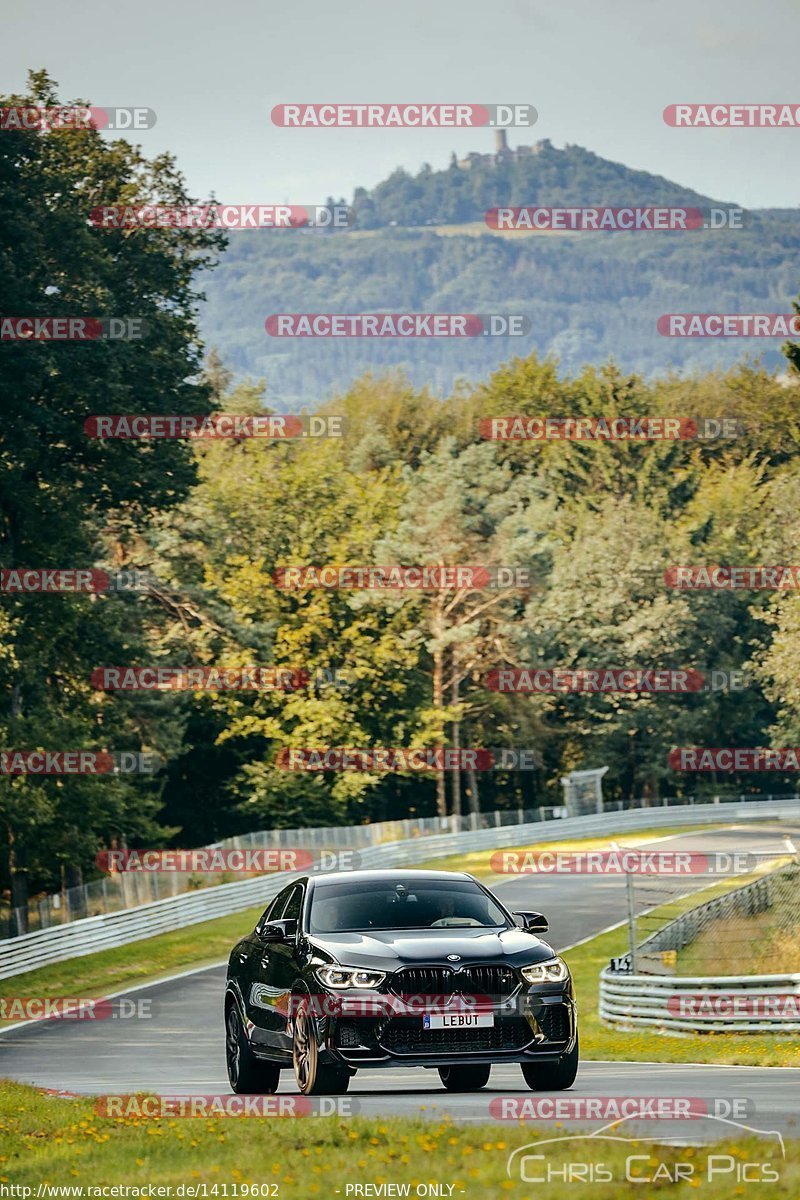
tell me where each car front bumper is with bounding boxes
[316,989,577,1069]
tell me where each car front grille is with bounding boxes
[379,1016,532,1055]
[390,964,518,1001]
[336,1022,364,1048]
[533,1003,570,1043]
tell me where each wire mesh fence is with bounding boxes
[3,791,795,941]
[626,854,800,976]
[2,803,551,939]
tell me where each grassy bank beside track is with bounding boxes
[0,907,262,1020]
[1,1081,797,1196]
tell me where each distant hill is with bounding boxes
[349,139,722,228]
[200,142,800,404]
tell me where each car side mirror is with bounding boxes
[514,910,548,933]
[257,918,298,943]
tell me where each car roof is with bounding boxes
[308,868,474,885]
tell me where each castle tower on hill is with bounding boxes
[457,133,551,170]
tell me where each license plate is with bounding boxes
[423,1013,494,1029]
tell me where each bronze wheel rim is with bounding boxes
[293,1005,317,1093]
[225,1007,241,1087]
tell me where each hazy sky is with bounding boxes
[3,0,798,209]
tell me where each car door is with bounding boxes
[248,883,304,1057]
[268,882,306,1051]
[231,888,285,1000]
[244,885,295,1049]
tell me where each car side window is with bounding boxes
[280,884,304,923]
[257,887,292,931]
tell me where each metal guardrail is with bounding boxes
[599,968,800,1033]
[2,798,798,981]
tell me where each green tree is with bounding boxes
[373,438,549,815]
[0,70,223,921]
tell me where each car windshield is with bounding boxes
[309,878,509,933]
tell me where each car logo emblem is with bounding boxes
[446,954,461,962]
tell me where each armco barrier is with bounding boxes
[599,968,800,1033]
[1,798,797,980]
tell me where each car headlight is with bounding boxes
[520,956,570,984]
[316,965,386,989]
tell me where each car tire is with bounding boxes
[520,1035,579,1091]
[437,1065,492,1091]
[292,1000,351,1095]
[225,1001,281,1094]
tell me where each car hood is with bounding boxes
[307,927,556,970]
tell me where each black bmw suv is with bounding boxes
[224,868,578,1095]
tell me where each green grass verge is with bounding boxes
[1,1081,796,1196]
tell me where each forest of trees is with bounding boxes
[3,73,800,908]
[203,218,800,400]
